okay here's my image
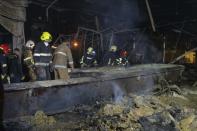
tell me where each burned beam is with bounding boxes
[145,0,156,32]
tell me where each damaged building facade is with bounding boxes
[0,0,27,50]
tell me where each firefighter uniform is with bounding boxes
[53,42,74,80]
[80,47,97,68]
[118,50,129,66]
[103,45,119,66]
[33,42,52,81]
[23,48,37,81]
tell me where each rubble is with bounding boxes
[153,77,182,96]
[179,114,196,131]
[4,83,197,131]
[30,111,56,126]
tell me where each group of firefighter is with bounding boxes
[81,45,129,67]
[0,31,129,84]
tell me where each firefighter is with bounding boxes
[23,40,37,81]
[0,46,9,84]
[118,50,129,66]
[0,43,11,55]
[33,32,53,81]
[80,47,97,68]
[52,41,74,80]
[7,48,23,83]
[103,45,119,66]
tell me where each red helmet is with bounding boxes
[120,50,128,57]
[0,43,11,54]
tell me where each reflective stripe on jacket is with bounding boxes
[54,65,67,69]
[53,42,73,68]
[33,42,52,66]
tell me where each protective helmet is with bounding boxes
[26,40,35,48]
[0,43,11,54]
[110,45,117,52]
[40,32,52,42]
[120,50,128,57]
[87,47,93,53]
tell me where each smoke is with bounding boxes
[100,0,141,29]
[112,82,125,104]
[134,34,163,63]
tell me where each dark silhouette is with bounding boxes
[0,65,4,130]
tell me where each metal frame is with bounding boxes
[46,0,59,21]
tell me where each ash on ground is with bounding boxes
[5,83,197,131]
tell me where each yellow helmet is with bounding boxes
[110,45,117,52]
[87,47,93,53]
[40,32,52,42]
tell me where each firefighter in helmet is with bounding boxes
[33,32,53,81]
[80,47,97,68]
[118,50,129,66]
[103,45,119,66]
[22,40,37,81]
[52,41,74,80]
[0,45,9,84]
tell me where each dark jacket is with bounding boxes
[7,53,23,83]
[33,42,52,67]
[103,51,119,65]
[81,51,97,67]
[0,53,8,76]
[0,64,4,129]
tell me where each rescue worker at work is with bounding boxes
[22,40,37,81]
[52,41,74,80]
[7,48,23,83]
[33,32,53,81]
[80,47,97,68]
[103,45,119,66]
[118,50,129,66]
[0,46,9,84]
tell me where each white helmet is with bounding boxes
[26,40,35,48]
[110,45,117,52]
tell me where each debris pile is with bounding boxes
[4,88,197,131]
[153,77,182,96]
[29,111,56,126]
[72,94,197,131]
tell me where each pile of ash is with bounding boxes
[4,91,197,131]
